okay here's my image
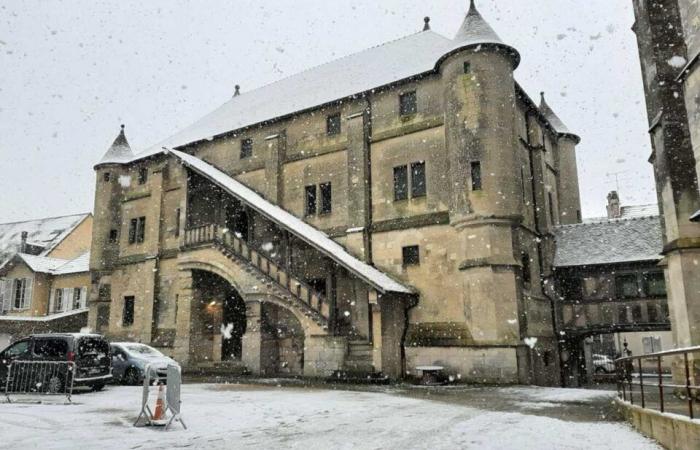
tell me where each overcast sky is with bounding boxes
[0,0,656,223]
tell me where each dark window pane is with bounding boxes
[402,245,420,266]
[73,288,82,310]
[399,91,417,116]
[240,138,253,159]
[617,306,628,324]
[33,339,68,358]
[393,165,408,201]
[136,217,146,243]
[109,229,118,243]
[463,61,471,74]
[123,296,135,326]
[470,161,482,191]
[175,208,181,237]
[326,113,341,135]
[305,185,317,215]
[307,278,327,298]
[632,304,643,322]
[410,161,426,197]
[320,182,332,214]
[643,272,666,297]
[615,274,638,299]
[103,172,111,182]
[647,303,659,322]
[128,218,137,244]
[521,252,531,284]
[138,167,148,185]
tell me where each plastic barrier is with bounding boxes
[134,363,186,430]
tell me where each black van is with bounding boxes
[0,333,112,392]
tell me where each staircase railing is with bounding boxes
[183,224,330,323]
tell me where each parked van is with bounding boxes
[0,333,112,392]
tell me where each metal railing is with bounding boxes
[183,224,330,323]
[4,360,76,403]
[615,346,700,419]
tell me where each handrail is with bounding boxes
[615,345,700,418]
[183,224,329,322]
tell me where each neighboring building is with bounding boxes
[0,214,92,348]
[88,3,582,384]
[631,0,700,382]
[553,193,671,385]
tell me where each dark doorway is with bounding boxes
[222,287,246,360]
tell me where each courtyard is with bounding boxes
[0,383,659,449]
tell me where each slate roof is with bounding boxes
[553,216,663,267]
[97,125,134,166]
[0,213,90,266]
[539,92,579,142]
[169,149,413,294]
[110,2,575,164]
[582,203,660,223]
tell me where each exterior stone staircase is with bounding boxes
[184,224,330,330]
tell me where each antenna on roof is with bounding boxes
[423,17,431,31]
[233,85,241,97]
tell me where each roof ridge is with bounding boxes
[556,214,660,229]
[0,212,90,227]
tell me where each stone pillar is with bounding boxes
[264,132,286,205]
[345,107,372,262]
[241,301,263,375]
[370,293,383,373]
[173,269,194,364]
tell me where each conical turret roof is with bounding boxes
[539,93,580,143]
[450,0,520,68]
[97,125,134,166]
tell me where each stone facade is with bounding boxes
[88,4,583,384]
[632,0,700,383]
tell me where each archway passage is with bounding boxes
[191,270,246,364]
[260,302,304,376]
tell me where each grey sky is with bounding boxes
[0,0,655,223]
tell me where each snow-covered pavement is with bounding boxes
[0,383,659,449]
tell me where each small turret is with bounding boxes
[96,124,134,168]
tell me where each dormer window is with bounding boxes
[399,91,417,117]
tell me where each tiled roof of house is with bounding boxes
[553,215,663,267]
[0,252,90,276]
[0,213,90,266]
[169,149,413,294]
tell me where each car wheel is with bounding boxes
[46,375,65,394]
[124,367,141,385]
[91,383,105,392]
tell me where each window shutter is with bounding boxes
[0,279,10,313]
[48,287,55,314]
[63,288,71,311]
[24,278,33,310]
[81,287,87,309]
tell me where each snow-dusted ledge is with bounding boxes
[0,308,88,322]
[616,398,700,450]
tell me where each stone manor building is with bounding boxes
[88,2,582,384]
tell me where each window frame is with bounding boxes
[393,165,409,201]
[136,217,146,243]
[326,113,341,136]
[399,91,417,117]
[137,167,148,185]
[410,161,426,198]
[123,296,135,327]
[240,138,253,159]
[103,172,111,182]
[402,245,420,267]
[304,185,317,216]
[13,278,28,310]
[108,229,118,243]
[54,288,64,312]
[463,61,471,74]
[470,161,482,191]
[319,182,332,215]
[615,273,639,299]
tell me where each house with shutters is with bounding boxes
[0,213,92,349]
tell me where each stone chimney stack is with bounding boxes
[607,191,621,219]
[20,231,28,253]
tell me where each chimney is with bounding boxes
[233,85,241,97]
[20,231,28,253]
[606,191,621,219]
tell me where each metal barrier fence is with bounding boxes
[4,360,75,403]
[615,345,700,419]
[134,363,186,430]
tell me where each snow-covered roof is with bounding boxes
[0,252,90,276]
[0,213,90,266]
[553,216,663,267]
[0,308,88,322]
[105,3,558,164]
[97,125,134,166]
[539,92,579,142]
[169,149,413,295]
[52,252,91,275]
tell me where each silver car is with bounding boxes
[110,342,179,385]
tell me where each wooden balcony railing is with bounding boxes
[183,224,330,323]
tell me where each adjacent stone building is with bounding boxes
[631,0,700,382]
[88,2,582,384]
[0,213,92,348]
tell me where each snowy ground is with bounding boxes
[0,383,660,449]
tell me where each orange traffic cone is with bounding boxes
[152,383,166,421]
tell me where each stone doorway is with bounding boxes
[260,302,305,376]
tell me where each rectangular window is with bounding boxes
[632,304,643,322]
[615,274,639,299]
[54,288,64,312]
[463,61,471,74]
[642,336,662,354]
[402,245,420,266]
[399,91,417,116]
[320,182,332,214]
[647,303,659,323]
[521,252,531,284]
[305,185,317,216]
[326,113,341,135]
[13,279,28,309]
[136,217,146,243]
[73,288,82,310]
[108,229,118,243]
[410,161,426,198]
[470,161,482,191]
[137,167,148,185]
[128,218,138,244]
[393,165,408,201]
[103,172,111,182]
[643,272,666,297]
[617,306,628,324]
[240,138,253,159]
[123,296,135,326]
[174,208,181,237]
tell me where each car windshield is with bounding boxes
[122,344,164,357]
